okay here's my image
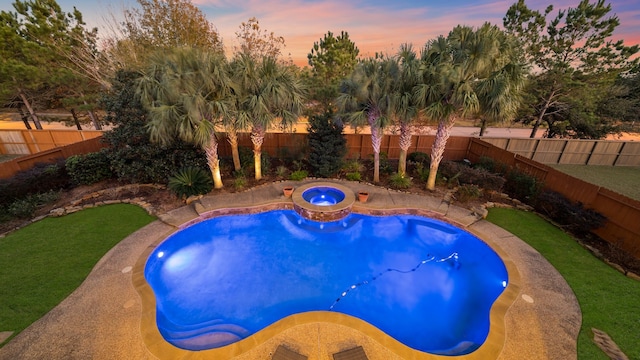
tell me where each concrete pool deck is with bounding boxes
[0,179,580,360]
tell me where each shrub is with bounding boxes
[475,156,508,175]
[413,163,430,182]
[373,152,393,175]
[233,176,247,190]
[345,172,361,181]
[504,169,542,204]
[407,152,430,166]
[7,190,60,219]
[66,150,113,185]
[343,159,364,173]
[167,167,213,199]
[456,184,482,203]
[239,146,254,170]
[307,113,347,177]
[290,170,308,181]
[534,190,606,237]
[275,165,288,178]
[389,172,412,189]
[0,160,70,208]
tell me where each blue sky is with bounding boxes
[2,0,639,66]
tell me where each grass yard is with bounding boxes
[487,208,640,360]
[549,164,640,201]
[0,204,155,346]
[0,154,21,163]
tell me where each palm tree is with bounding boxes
[414,24,525,190]
[225,53,256,172]
[240,56,305,180]
[394,44,421,176]
[337,56,399,183]
[137,48,232,189]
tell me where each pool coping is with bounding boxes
[132,185,522,360]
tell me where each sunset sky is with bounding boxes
[3,0,640,67]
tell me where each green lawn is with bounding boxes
[487,208,640,360]
[549,164,640,201]
[0,204,155,346]
[0,154,21,163]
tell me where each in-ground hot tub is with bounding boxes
[292,182,355,222]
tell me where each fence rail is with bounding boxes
[481,137,640,166]
[0,137,105,179]
[468,138,640,259]
[0,129,103,155]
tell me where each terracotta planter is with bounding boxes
[358,191,369,203]
[283,186,294,198]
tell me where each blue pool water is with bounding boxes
[145,210,508,355]
[302,186,345,206]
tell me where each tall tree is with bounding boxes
[241,56,306,180]
[337,56,398,183]
[504,0,638,138]
[0,0,89,129]
[234,17,286,62]
[105,0,223,71]
[307,31,359,112]
[394,44,421,177]
[415,24,525,190]
[137,48,232,189]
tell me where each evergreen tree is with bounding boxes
[307,113,347,178]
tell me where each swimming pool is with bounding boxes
[144,209,508,356]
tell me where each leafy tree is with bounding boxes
[0,0,92,129]
[101,70,206,184]
[307,113,347,177]
[234,17,286,61]
[137,48,231,188]
[104,0,223,71]
[337,56,398,183]
[415,24,525,190]
[598,71,640,133]
[504,0,638,138]
[307,31,359,112]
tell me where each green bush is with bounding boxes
[389,172,412,189]
[345,172,361,181]
[413,163,430,182]
[167,167,213,199]
[65,150,113,185]
[504,169,543,204]
[0,161,70,208]
[456,184,482,202]
[233,176,247,190]
[307,113,347,177]
[239,146,254,170]
[534,190,606,237]
[275,165,288,178]
[343,159,364,173]
[7,191,60,219]
[290,170,308,181]
[407,151,430,166]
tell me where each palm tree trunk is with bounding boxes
[251,124,265,180]
[426,117,455,191]
[226,127,242,171]
[371,125,382,183]
[204,133,223,189]
[18,90,42,130]
[398,122,412,176]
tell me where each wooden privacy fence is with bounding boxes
[468,138,640,259]
[0,129,103,155]
[481,137,640,166]
[217,132,471,162]
[0,137,106,179]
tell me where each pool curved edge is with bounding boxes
[132,205,521,360]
